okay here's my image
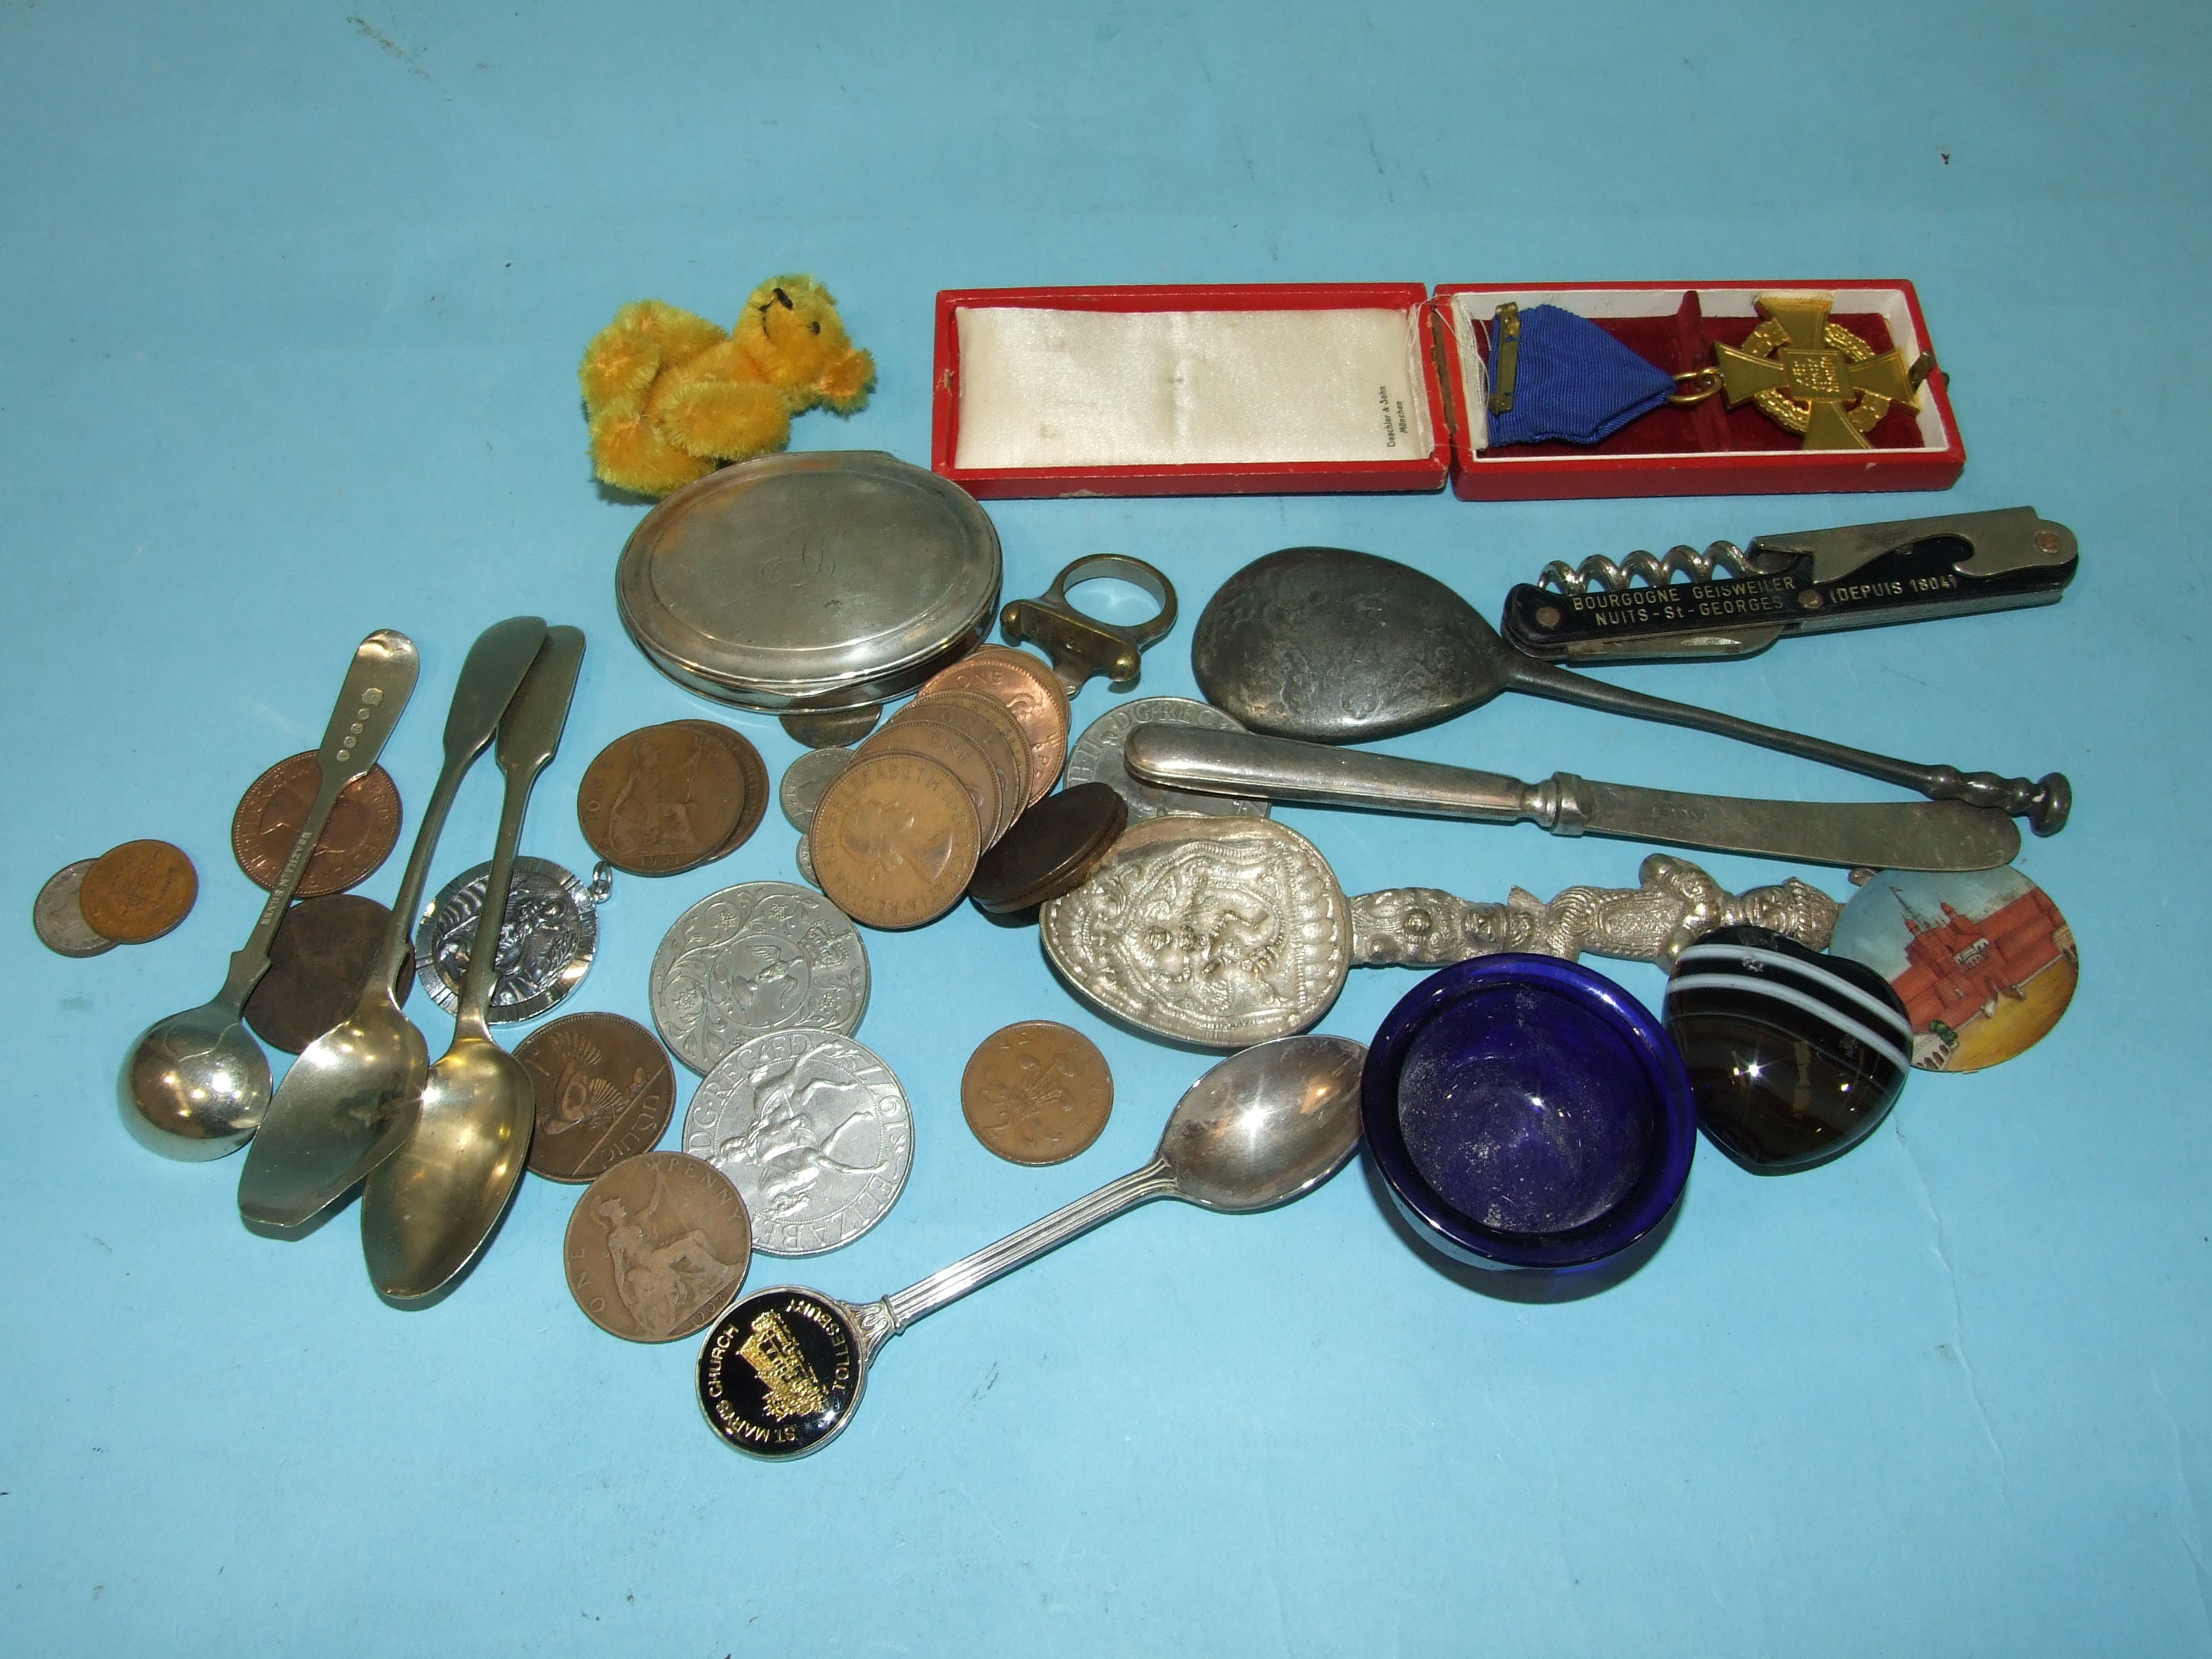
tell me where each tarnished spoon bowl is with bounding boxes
[120,1005,270,1160]
[361,1036,534,1301]
[237,993,430,1225]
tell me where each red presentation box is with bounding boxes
[931,280,1963,503]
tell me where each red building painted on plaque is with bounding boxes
[1888,885,2075,1033]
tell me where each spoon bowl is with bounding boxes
[120,1004,270,1160]
[361,1037,534,1300]
[1157,1031,1367,1210]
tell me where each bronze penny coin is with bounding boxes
[244,894,412,1053]
[576,722,746,875]
[969,782,1129,914]
[565,1151,753,1343]
[231,753,403,898]
[78,840,197,944]
[782,706,880,748]
[810,751,982,930]
[520,1012,679,1183]
[896,689,1028,842]
[961,1021,1114,1165]
[677,722,770,859]
[33,860,115,958]
[922,647,1070,808]
[862,715,1003,853]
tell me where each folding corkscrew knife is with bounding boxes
[1501,506,2078,664]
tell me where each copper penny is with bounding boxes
[78,840,197,944]
[922,647,1070,808]
[961,1021,1115,1165]
[969,781,1129,914]
[677,722,770,859]
[577,722,746,875]
[244,894,411,1053]
[521,1012,679,1182]
[33,860,115,958]
[230,753,403,898]
[810,751,982,930]
[862,715,1003,852]
[564,1151,753,1342]
[895,689,1028,842]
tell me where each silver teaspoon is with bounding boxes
[696,1034,1367,1459]
[362,626,584,1302]
[121,631,419,1160]
[237,617,548,1231]
[1191,545,2070,834]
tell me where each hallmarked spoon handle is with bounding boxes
[1506,655,2071,835]
[452,628,585,1038]
[362,617,548,996]
[216,631,419,1011]
[858,1160,1178,1358]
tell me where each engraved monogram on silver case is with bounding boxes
[415,856,597,1023]
[1063,697,1270,823]
[649,882,868,1074]
[683,1029,913,1255]
[1040,817,1348,1048]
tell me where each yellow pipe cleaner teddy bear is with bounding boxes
[579,274,875,497]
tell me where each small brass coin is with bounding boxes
[78,840,197,944]
[921,647,1070,808]
[231,753,403,898]
[33,860,114,958]
[810,751,982,930]
[565,1151,753,1343]
[961,1021,1114,1165]
[243,894,411,1053]
[969,782,1128,914]
[521,1012,679,1183]
[576,723,746,876]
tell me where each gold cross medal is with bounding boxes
[1699,294,1932,450]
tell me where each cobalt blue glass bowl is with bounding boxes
[1362,954,1696,1271]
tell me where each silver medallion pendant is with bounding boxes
[1042,817,1348,1048]
[1063,697,1270,823]
[683,1029,913,1256]
[414,855,600,1024]
[649,882,869,1074]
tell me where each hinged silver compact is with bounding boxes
[616,450,1003,713]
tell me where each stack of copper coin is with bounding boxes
[576,721,769,876]
[810,647,1070,929]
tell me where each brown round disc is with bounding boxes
[781,705,881,748]
[895,689,1028,842]
[230,753,404,898]
[961,1021,1115,1164]
[969,782,1129,914]
[677,722,770,859]
[78,840,197,944]
[861,715,1003,853]
[564,1151,753,1342]
[810,750,982,930]
[922,647,1070,807]
[244,894,412,1053]
[521,1012,679,1182]
[576,723,747,875]
[33,860,116,958]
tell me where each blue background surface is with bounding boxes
[2,2,2203,1653]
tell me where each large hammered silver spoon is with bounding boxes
[1191,546,2070,834]
[122,631,418,1159]
[238,617,548,1231]
[363,626,583,1302]
[696,1034,1368,1459]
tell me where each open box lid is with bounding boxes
[931,280,1963,502]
